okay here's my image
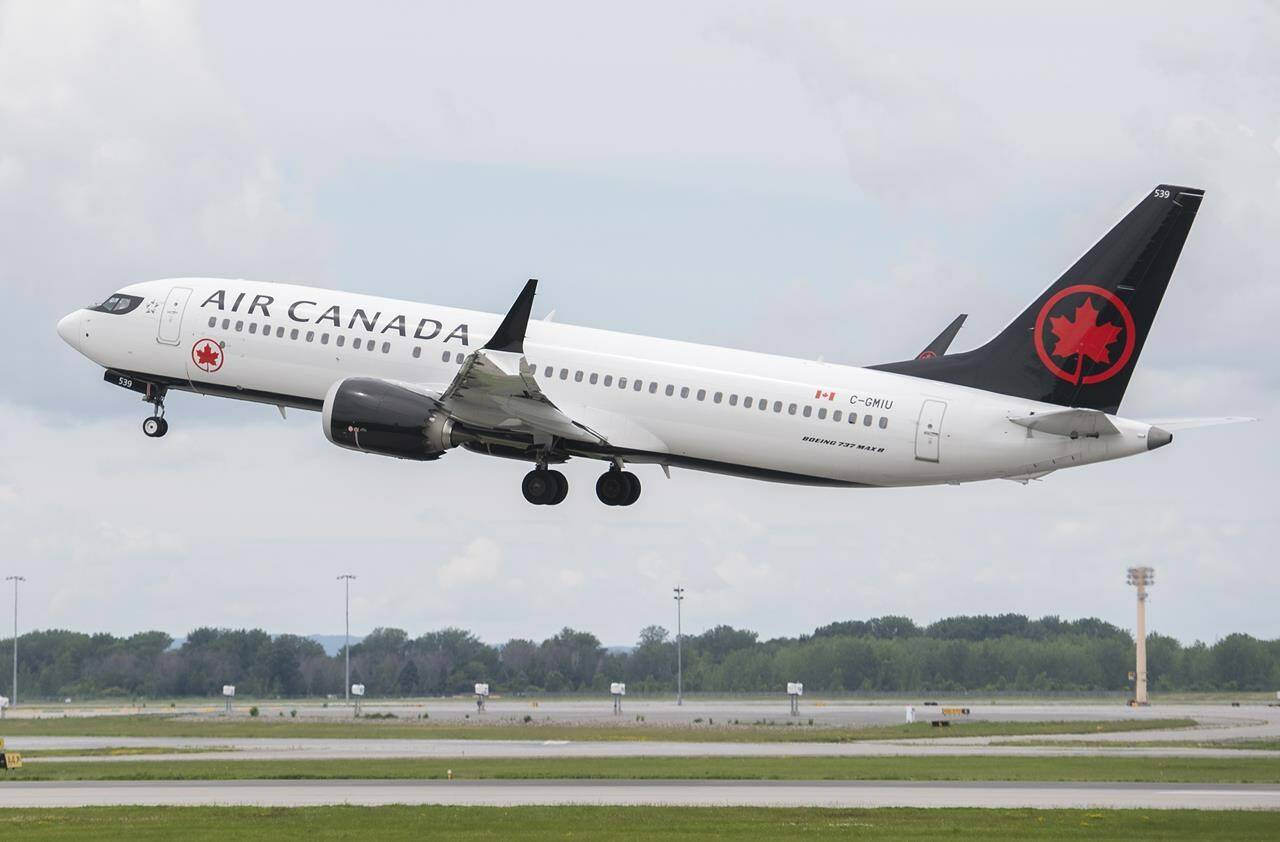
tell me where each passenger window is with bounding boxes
[760,400,769,411]
[818,407,827,420]
[575,371,584,382]
[545,366,553,378]
[665,385,675,396]
[368,342,376,353]
[306,331,315,342]
[680,387,690,399]
[321,333,329,345]
[236,321,244,332]
[222,319,231,330]
[337,336,345,348]
[208,317,217,328]
[864,414,873,426]
[560,368,569,380]
[290,328,300,340]
[833,410,843,422]
[412,346,421,358]
[454,352,464,363]
[713,391,722,404]
[276,327,285,338]
[589,373,598,385]
[263,324,271,335]
[603,375,613,387]
[249,323,258,334]
[697,389,706,401]
[382,342,390,353]
[787,403,797,415]
[619,377,628,389]
[802,406,812,418]
[848,413,857,424]
[773,401,783,413]
[879,416,888,429]
[649,382,658,394]
[729,394,738,406]
[357,338,365,350]
[440,349,449,361]
[744,397,753,409]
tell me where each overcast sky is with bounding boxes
[1,1,1276,647]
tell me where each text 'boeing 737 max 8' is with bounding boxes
[58,185,1253,506]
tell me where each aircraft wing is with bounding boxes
[1008,408,1120,437]
[437,280,608,445]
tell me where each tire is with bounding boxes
[548,470,568,505]
[522,470,554,505]
[620,471,641,506]
[143,417,162,437]
[154,418,169,437]
[595,471,627,506]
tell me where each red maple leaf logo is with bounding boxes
[195,342,220,368]
[1048,297,1122,382]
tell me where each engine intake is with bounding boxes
[322,377,468,460]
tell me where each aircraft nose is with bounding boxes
[57,311,82,350]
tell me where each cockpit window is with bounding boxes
[90,294,143,315]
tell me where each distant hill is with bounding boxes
[308,634,365,656]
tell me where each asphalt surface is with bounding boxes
[11,735,1279,761]
[2,779,1277,809]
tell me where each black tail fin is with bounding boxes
[872,185,1204,413]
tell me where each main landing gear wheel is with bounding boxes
[596,470,640,506]
[522,469,567,505]
[142,416,169,438]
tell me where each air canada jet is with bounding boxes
[58,185,1251,506]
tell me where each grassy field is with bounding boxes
[0,715,1195,742]
[1,806,1276,841]
[8,754,1280,784]
[1005,739,1280,751]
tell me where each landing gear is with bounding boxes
[142,384,169,438]
[596,469,640,506]
[522,469,568,505]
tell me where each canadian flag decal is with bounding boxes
[814,390,836,400]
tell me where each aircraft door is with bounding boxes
[915,399,947,462]
[157,286,192,345]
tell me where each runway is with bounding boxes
[2,779,1277,810]
[12,735,1280,762]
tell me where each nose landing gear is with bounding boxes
[596,468,641,506]
[522,468,568,505]
[142,384,169,438]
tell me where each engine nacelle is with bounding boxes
[322,377,467,461]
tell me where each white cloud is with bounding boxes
[436,537,503,590]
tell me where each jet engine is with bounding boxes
[322,377,470,460]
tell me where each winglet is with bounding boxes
[917,314,967,359]
[484,279,538,353]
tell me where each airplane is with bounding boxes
[57,184,1251,506]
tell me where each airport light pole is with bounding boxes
[1126,566,1154,705]
[338,574,356,705]
[673,586,684,706]
[6,576,23,707]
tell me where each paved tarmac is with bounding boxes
[2,779,1277,810]
[11,735,1279,761]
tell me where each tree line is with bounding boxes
[2,614,1277,700]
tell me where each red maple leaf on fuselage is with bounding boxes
[1048,297,1122,368]
[195,343,220,368]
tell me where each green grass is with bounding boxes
[8,754,1280,784]
[0,715,1195,742]
[0,806,1276,840]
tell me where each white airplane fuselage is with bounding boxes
[57,277,1163,488]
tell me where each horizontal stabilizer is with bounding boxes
[1009,408,1119,438]
[1139,416,1258,431]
